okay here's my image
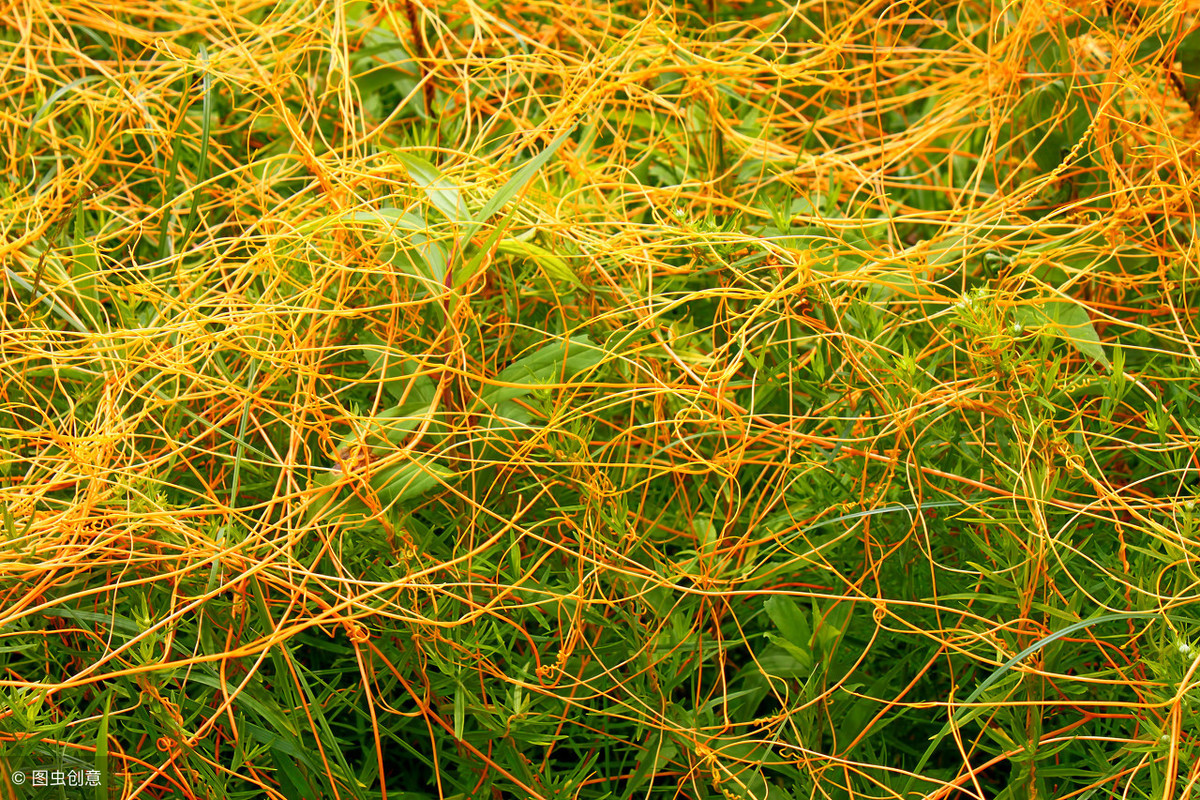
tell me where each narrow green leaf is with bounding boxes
[182,44,212,242]
[69,199,105,329]
[228,358,260,510]
[1107,345,1126,403]
[623,739,677,800]
[453,683,465,740]
[358,332,437,404]
[271,752,314,800]
[281,648,370,800]
[21,75,106,157]
[901,611,1161,799]
[455,199,522,288]
[135,377,272,462]
[458,126,576,247]
[157,73,191,261]
[4,263,88,333]
[94,690,111,800]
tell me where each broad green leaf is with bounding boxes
[1179,27,1200,97]
[693,518,718,556]
[495,237,582,288]
[926,233,969,268]
[353,65,417,99]
[353,29,420,70]
[755,644,810,679]
[340,209,447,284]
[814,600,852,657]
[367,455,455,506]
[310,408,453,520]
[764,633,813,672]
[358,332,437,404]
[1015,299,1109,368]
[334,401,440,461]
[479,335,605,405]
[716,739,788,800]
[388,150,470,224]
[308,455,453,518]
[763,596,813,670]
[470,399,537,465]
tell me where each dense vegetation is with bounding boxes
[2,1,1200,798]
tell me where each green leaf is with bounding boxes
[764,596,813,671]
[716,739,786,800]
[337,402,439,456]
[1107,344,1126,401]
[755,644,811,679]
[764,596,811,647]
[479,335,605,405]
[764,634,814,672]
[340,209,447,284]
[358,332,437,404]
[925,233,968,268]
[1015,299,1109,368]
[281,649,370,800]
[22,74,106,156]
[272,749,316,799]
[472,398,537,464]
[5,255,89,333]
[453,682,465,740]
[1025,81,1070,173]
[94,690,111,800]
[182,44,213,242]
[1178,27,1200,96]
[623,739,677,800]
[693,518,718,556]
[495,237,582,288]
[70,201,105,330]
[901,611,1162,800]
[366,455,455,507]
[389,150,469,224]
[455,199,522,288]
[457,126,576,249]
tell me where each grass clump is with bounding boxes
[2,1,1200,798]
